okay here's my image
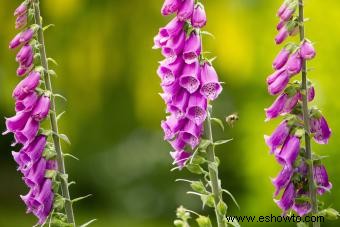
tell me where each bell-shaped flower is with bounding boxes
[179,60,200,93]
[265,121,290,153]
[177,0,194,21]
[276,136,300,169]
[158,58,183,86]
[286,52,302,75]
[273,47,291,70]
[161,0,182,16]
[14,2,28,17]
[267,69,290,95]
[15,92,39,112]
[313,164,332,195]
[19,28,34,43]
[178,120,202,149]
[161,115,186,140]
[170,150,191,169]
[32,96,51,122]
[292,190,312,216]
[13,70,41,100]
[167,89,190,119]
[186,92,207,125]
[24,158,47,194]
[19,136,47,169]
[310,115,331,144]
[15,14,28,30]
[191,3,207,28]
[200,62,222,100]
[162,31,186,63]
[274,182,296,214]
[170,137,187,151]
[300,40,316,60]
[272,165,293,197]
[275,26,289,45]
[14,117,40,145]
[183,32,201,64]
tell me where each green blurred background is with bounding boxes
[0,0,339,226]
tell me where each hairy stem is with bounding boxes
[33,0,76,225]
[298,1,319,226]
[205,105,226,227]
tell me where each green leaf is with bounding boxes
[226,219,240,227]
[214,139,233,146]
[217,200,228,216]
[196,216,212,227]
[318,208,340,220]
[48,57,58,66]
[54,93,67,102]
[190,155,206,165]
[72,194,92,203]
[48,69,57,76]
[57,111,66,121]
[63,153,79,161]
[211,118,224,131]
[58,133,71,145]
[200,30,215,39]
[79,219,97,227]
[222,189,240,210]
[43,24,55,31]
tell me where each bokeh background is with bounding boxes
[0,0,339,226]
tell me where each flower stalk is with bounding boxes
[298,0,319,225]
[32,0,75,225]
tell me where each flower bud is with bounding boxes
[273,48,291,70]
[299,40,316,60]
[177,0,194,21]
[32,96,51,121]
[275,26,289,45]
[191,3,207,28]
[161,0,182,16]
[286,52,302,75]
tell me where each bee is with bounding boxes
[225,113,239,128]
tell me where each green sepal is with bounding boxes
[190,181,206,194]
[43,146,57,160]
[200,194,214,208]
[45,169,57,179]
[53,194,65,210]
[217,200,228,216]
[190,154,206,165]
[199,139,212,150]
[186,164,205,175]
[318,208,340,220]
[52,180,61,192]
[196,216,212,227]
[79,219,97,227]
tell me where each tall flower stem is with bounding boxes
[205,105,226,227]
[298,1,319,226]
[33,0,76,225]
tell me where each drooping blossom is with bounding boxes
[3,1,56,224]
[155,0,222,167]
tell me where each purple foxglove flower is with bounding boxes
[264,121,290,153]
[186,92,207,125]
[292,190,312,216]
[158,57,184,86]
[276,136,300,168]
[167,89,190,119]
[15,14,28,29]
[277,2,288,17]
[299,40,316,60]
[22,52,34,68]
[161,116,186,140]
[14,117,40,145]
[32,96,51,122]
[274,182,296,214]
[9,33,22,49]
[19,136,47,168]
[16,65,30,77]
[16,44,33,63]
[170,150,191,169]
[265,93,287,120]
[313,164,332,195]
[275,26,289,45]
[162,31,186,63]
[273,48,290,70]
[178,120,202,149]
[280,6,295,21]
[286,52,302,75]
[14,2,28,17]
[200,63,222,100]
[4,111,31,134]
[19,28,35,43]
[15,92,39,112]
[160,17,184,41]
[191,3,207,28]
[30,179,54,225]
[12,150,27,171]
[159,92,173,104]
[179,60,200,93]
[267,70,290,95]
[13,71,41,100]
[177,0,194,21]
[46,159,58,170]
[282,93,299,114]
[272,165,293,197]
[183,32,201,64]
[277,20,285,31]
[161,0,182,16]
[170,137,187,151]
[310,116,331,144]
[24,158,47,194]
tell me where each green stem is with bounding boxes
[205,105,226,227]
[33,1,76,225]
[298,1,319,226]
